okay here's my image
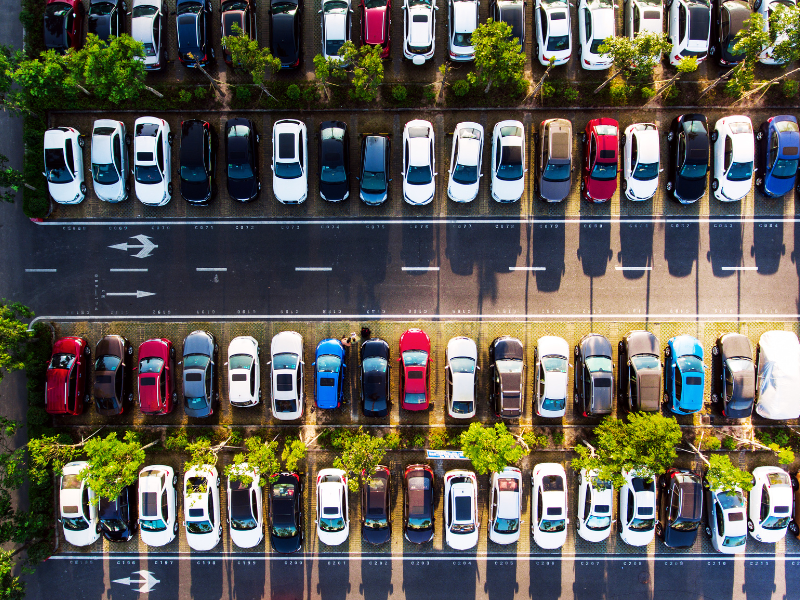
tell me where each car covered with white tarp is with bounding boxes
[755,330,800,420]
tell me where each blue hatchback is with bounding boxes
[665,335,705,415]
[756,115,799,198]
[314,338,346,409]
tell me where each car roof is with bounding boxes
[457,136,481,167]
[453,1,477,32]
[363,136,388,172]
[408,5,432,45]
[633,128,660,163]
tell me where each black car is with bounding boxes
[88,0,125,40]
[618,330,661,413]
[489,0,524,51]
[270,0,302,69]
[657,468,703,548]
[220,0,257,66]
[711,333,755,419]
[182,330,217,418]
[666,114,709,204]
[574,333,614,417]
[180,119,215,205]
[360,337,390,417]
[318,121,350,202]
[98,484,137,542]
[709,0,749,66]
[489,336,524,418]
[176,0,213,67]
[225,118,260,202]
[93,334,132,417]
[359,134,391,205]
[361,465,391,544]
[403,464,434,544]
[269,472,304,554]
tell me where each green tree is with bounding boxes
[468,19,526,94]
[337,41,384,102]
[0,551,26,600]
[0,302,34,383]
[333,427,388,492]
[770,3,800,64]
[595,33,671,93]
[79,431,156,503]
[26,430,100,485]
[459,422,528,475]
[222,23,281,99]
[0,45,25,114]
[184,436,231,473]
[313,53,345,102]
[644,56,698,105]
[704,454,754,492]
[225,436,279,486]
[281,438,307,473]
[11,49,81,103]
[0,155,24,204]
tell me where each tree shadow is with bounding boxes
[707,217,743,277]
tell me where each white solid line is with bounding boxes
[615,266,653,271]
[402,266,440,271]
[721,266,758,271]
[509,266,546,271]
[24,268,56,273]
[295,267,333,272]
[196,268,228,272]
[110,268,148,272]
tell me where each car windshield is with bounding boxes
[452,163,478,185]
[321,163,347,184]
[671,517,700,532]
[133,4,158,16]
[586,514,611,530]
[365,516,388,529]
[100,517,127,532]
[727,161,753,181]
[680,161,707,180]
[187,520,214,534]
[62,515,89,531]
[722,534,747,548]
[633,161,659,181]
[95,355,120,371]
[228,160,254,180]
[543,162,570,182]
[90,2,114,15]
[273,352,298,370]
[497,146,523,181]
[677,355,703,373]
[547,34,569,51]
[629,517,654,531]
[184,354,210,369]
[272,522,298,537]
[177,1,202,14]
[135,164,163,183]
[50,353,75,370]
[632,354,660,370]
[543,356,567,372]
[45,148,73,183]
[591,162,617,180]
[365,0,385,6]
[493,517,519,533]
[185,397,208,410]
[140,517,167,531]
[139,356,164,373]
[361,170,386,193]
[317,354,341,373]
[539,518,566,532]
[585,356,613,373]
[319,517,346,532]
[403,350,428,366]
[772,157,799,179]
[271,1,296,12]
[449,357,475,374]
[230,354,253,370]
[726,358,751,374]
[717,490,744,509]
[406,165,432,185]
[92,162,119,185]
[496,359,522,373]
[181,164,207,183]
[363,356,387,373]
[453,32,472,47]
[763,515,790,530]
[275,161,303,179]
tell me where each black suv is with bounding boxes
[574,333,614,417]
[318,120,350,202]
[666,114,709,204]
[270,0,302,68]
[225,118,260,202]
[709,0,749,66]
[488,336,524,418]
[180,119,216,204]
[657,468,703,548]
[176,0,213,66]
[88,0,125,40]
[98,483,137,542]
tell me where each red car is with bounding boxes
[361,0,391,58]
[136,338,177,415]
[580,118,619,203]
[46,336,90,415]
[399,328,430,411]
[44,0,85,53]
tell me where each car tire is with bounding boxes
[125,181,131,192]
[167,182,173,196]
[711,345,718,356]
[667,131,675,142]
[217,476,221,488]
[655,522,663,537]
[756,130,763,141]
[790,521,800,536]
[170,346,176,358]
[173,520,179,535]
[168,132,174,146]
[78,136,86,148]
[754,0,762,9]
[711,131,719,143]
[665,345,671,358]
[709,45,716,57]
[705,525,712,537]
[125,133,132,146]
[80,183,87,195]
[581,131,587,144]
[621,178,627,192]
[711,393,718,403]
[755,176,764,187]
[747,519,755,532]
[84,393,91,404]
[712,179,719,191]
[211,48,215,59]
[172,473,177,486]
[666,181,673,191]
[214,344,219,353]
[574,345,580,357]
[792,476,799,492]
[172,391,177,402]
[127,345,134,355]
[128,393,134,403]
[580,180,586,192]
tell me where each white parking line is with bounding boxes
[721,266,758,271]
[196,268,228,272]
[110,268,148,272]
[295,267,332,272]
[402,266,440,271]
[509,266,546,271]
[615,266,653,271]
[24,268,57,273]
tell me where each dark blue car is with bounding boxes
[314,338,346,409]
[755,115,799,198]
[665,335,705,415]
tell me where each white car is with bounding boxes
[445,336,478,418]
[139,464,178,547]
[755,330,800,420]
[59,461,100,547]
[756,0,795,65]
[227,335,260,407]
[534,336,569,418]
[667,0,710,65]
[321,0,352,60]
[447,122,483,202]
[622,123,660,201]
[444,470,479,550]
[270,331,304,421]
[624,0,662,38]
[402,120,436,205]
[619,468,656,546]
[705,485,747,554]
[184,465,222,552]
[447,0,477,60]
[272,119,308,204]
[576,468,613,542]
[227,464,264,549]
[316,468,350,546]
[748,466,792,543]
[711,115,753,202]
[403,0,437,64]
[133,117,172,207]
[91,120,129,203]
[131,0,166,70]
[531,463,568,549]
[534,0,572,66]
[578,0,615,70]
[488,467,522,544]
[491,120,526,202]
[44,127,86,205]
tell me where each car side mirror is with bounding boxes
[224,361,228,366]
[318,8,322,11]
[41,171,46,178]
[266,361,271,366]
[312,362,315,366]
[178,361,182,365]
[397,357,402,362]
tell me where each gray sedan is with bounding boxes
[182,330,217,418]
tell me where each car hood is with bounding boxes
[721,334,752,361]
[493,338,523,360]
[185,333,213,356]
[627,331,659,357]
[672,335,702,358]
[582,335,612,357]
[365,7,387,44]
[587,171,617,201]
[271,531,302,554]
[719,177,750,201]
[362,524,391,544]
[404,526,434,544]
[181,178,212,203]
[228,174,258,202]
[664,523,699,548]
[320,179,348,202]
[539,172,570,202]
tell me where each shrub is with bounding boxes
[302,86,319,102]
[640,86,656,100]
[164,429,189,452]
[193,86,209,99]
[382,431,402,450]
[391,84,407,102]
[235,85,252,102]
[664,84,680,103]
[410,433,426,448]
[424,85,437,102]
[722,435,738,451]
[540,82,555,99]
[562,84,579,103]
[452,79,470,97]
[522,430,549,449]
[704,436,722,451]
[782,79,799,98]
[551,431,565,446]
[428,429,451,449]
[26,406,47,427]
[608,81,630,105]
[228,430,243,446]
[286,84,301,101]
[178,89,193,103]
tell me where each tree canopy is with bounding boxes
[770,3,800,64]
[599,32,671,81]
[459,422,528,475]
[0,302,33,384]
[332,427,388,492]
[468,19,526,93]
[222,23,281,96]
[79,431,151,503]
[704,454,754,493]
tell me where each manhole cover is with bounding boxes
[638,571,649,585]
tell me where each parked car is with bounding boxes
[93,334,132,416]
[534,0,572,66]
[755,330,800,420]
[179,119,215,205]
[402,119,436,205]
[361,0,391,57]
[668,0,710,65]
[138,464,178,547]
[131,0,167,70]
[447,122,483,203]
[665,334,705,415]
[711,115,753,201]
[225,117,261,202]
[576,468,613,542]
[535,118,572,202]
[91,119,129,203]
[270,0,302,68]
[618,330,662,412]
[272,119,308,204]
[46,336,90,416]
[531,463,568,549]
[578,0,615,69]
[360,337,390,417]
[580,118,618,202]
[748,466,792,543]
[318,121,350,202]
[44,0,84,53]
[403,0,437,63]
[314,338,347,410]
[44,127,86,205]
[321,0,352,59]
[270,331,304,420]
[98,484,137,542]
[619,468,656,546]
[359,134,391,204]
[624,0,663,38]
[182,330,217,418]
[756,0,795,65]
[657,468,703,548]
[133,116,172,207]
[790,472,800,537]
[227,336,260,408]
[403,464,435,543]
[666,113,709,204]
[400,328,431,410]
[269,472,304,553]
[176,0,213,67]
[184,465,222,551]
[59,461,100,547]
[227,465,263,549]
[316,468,350,546]
[445,336,478,419]
[703,477,747,553]
[622,123,660,201]
[221,0,257,66]
[711,333,755,419]
[490,0,525,50]
[88,0,124,40]
[444,470,479,550]
[709,0,748,65]
[361,465,391,544]
[447,0,477,60]
[491,120,525,202]
[489,335,524,418]
[534,336,569,418]
[573,333,614,417]
[755,115,800,198]
[488,467,522,544]
[137,338,176,416]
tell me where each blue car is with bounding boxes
[665,335,705,415]
[755,115,799,198]
[314,338,346,409]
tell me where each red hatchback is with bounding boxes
[44,0,85,53]
[136,338,177,415]
[46,336,90,415]
[580,118,619,203]
[361,0,391,58]
[399,328,430,411]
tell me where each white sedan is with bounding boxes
[133,117,172,206]
[227,335,260,407]
[139,465,178,547]
[184,465,222,551]
[44,127,86,205]
[444,470,479,550]
[534,336,569,418]
[316,468,350,546]
[59,461,100,547]
[270,331,304,421]
[531,463,568,549]
[534,0,572,66]
[711,115,753,202]
[227,464,264,549]
[403,0,437,64]
[488,467,522,544]
[578,0,615,70]
[705,484,747,554]
[91,119,129,202]
[576,468,613,542]
[491,120,525,202]
[619,468,656,546]
[445,336,478,418]
[622,123,660,201]
[748,466,792,543]
[272,119,308,204]
[667,0,710,66]
[321,0,352,60]
[624,0,662,38]
[403,120,436,205]
[447,122,483,202]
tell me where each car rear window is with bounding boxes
[276,374,293,391]
[188,508,204,518]
[185,373,202,381]
[728,512,744,521]
[95,375,112,383]
[546,507,562,516]
[638,506,653,515]
[599,150,615,159]
[320,378,336,387]
[137,152,154,162]
[231,373,247,381]
[407,371,423,379]
[594,378,611,387]
[686,376,702,385]
[323,507,339,515]
[140,377,157,386]
[412,13,428,21]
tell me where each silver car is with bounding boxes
[91,119,129,203]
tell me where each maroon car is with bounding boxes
[137,338,177,415]
[220,0,257,66]
[361,0,391,58]
[46,336,90,415]
[44,0,85,53]
[93,335,133,416]
[580,118,619,203]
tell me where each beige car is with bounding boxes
[535,118,572,202]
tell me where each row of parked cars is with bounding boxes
[44,328,800,421]
[58,459,800,554]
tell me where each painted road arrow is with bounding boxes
[106,290,156,298]
[112,571,160,593]
[109,234,158,258]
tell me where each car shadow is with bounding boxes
[360,558,393,600]
[528,549,562,600]
[230,559,266,600]
[571,558,612,600]
[751,220,785,275]
[741,553,776,600]
[445,221,479,276]
[401,221,435,273]
[664,220,699,277]
[530,218,566,292]
[484,557,519,600]
[577,217,612,278]
[275,224,311,291]
[270,556,305,600]
[316,557,352,600]
[477,221,523,304]
[707,217,743,277]
[617,219,654,280]
[357,223,391,313]
[190,554,223,600]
